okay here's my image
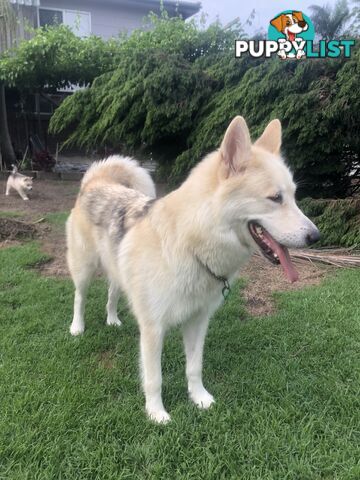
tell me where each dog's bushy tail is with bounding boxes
[80,155,156,198]
[11,164,18,174]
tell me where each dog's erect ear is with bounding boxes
[220,116,251,175]
[255,119,282,154]
[270,14,285,33]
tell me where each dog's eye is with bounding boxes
[267,192,283,203]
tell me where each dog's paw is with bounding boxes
[148,409,171,424]
[23,197,29,201]
[296,50,305,59]
[70,323,84,336]
[190,389,215,409]
[106,316,122,327]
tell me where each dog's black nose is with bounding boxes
[298,20,307,28]
[306,228,320,245]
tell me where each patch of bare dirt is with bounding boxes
[0,217,38,241]
[0,179,79,216]
[241,255,333,316]
[40,230,68,276]
[0,239,22,249]
[97,351,116,369]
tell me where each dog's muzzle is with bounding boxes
[305,227,320,246]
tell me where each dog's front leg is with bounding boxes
[5,182,11,196]
[182,315,214,409]
[19,189,29,201]
[140,324,170,423]
[296,49,306,59]
[277,38,288,60]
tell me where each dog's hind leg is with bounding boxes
[182,314,214,409]
[67,214,97,336]
[69,260,96,336]
[139,323,170,423]
[106,282,122,327]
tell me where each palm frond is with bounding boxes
[309,0,351,39]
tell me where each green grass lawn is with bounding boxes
[0,243,359,479]
[0,211,25,219]
[44,211,69,227]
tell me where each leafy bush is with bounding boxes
[50,51,215,150]
[0,25,121,90]
[300,198,360,247]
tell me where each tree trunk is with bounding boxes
[0,82,16,168]
[35,91,44,145]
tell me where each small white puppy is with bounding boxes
[5,165,33,201]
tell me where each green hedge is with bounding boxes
[299,198,360,247]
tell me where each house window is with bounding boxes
[39,9,63,27]
[63,10,91,37]
[39,8,91,37]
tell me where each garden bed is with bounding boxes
[0,217,38,241]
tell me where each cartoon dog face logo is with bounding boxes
[270,11,309,59]
[270,11,308,41]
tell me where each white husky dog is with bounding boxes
[67,117,319,423]
[5,165,33,201]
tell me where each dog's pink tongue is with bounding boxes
[288,31,296,42]
[262,231,299,283]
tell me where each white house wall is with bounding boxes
[40,0,155,38]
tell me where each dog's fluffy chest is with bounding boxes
[119,224,252,328]
[167,242,251,325]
